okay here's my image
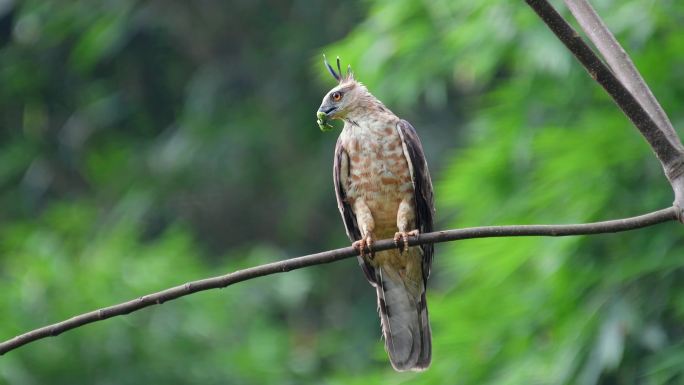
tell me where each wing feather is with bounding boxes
[396,120,435,282]
[333,137,377,284]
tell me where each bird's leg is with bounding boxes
[393,230,420,253]
[352,232,375,259]
[394,198,418,253]
[352,199,375,259]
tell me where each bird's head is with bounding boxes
[316,55,371,131]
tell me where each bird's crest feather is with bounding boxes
[323,55,354,83]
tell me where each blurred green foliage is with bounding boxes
[2,0,684,384]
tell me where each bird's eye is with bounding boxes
[332,91,342,101]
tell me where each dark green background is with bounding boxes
[2,0,684,384]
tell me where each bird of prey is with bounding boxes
[316,56,435,371]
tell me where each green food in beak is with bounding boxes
[317,111,334,132]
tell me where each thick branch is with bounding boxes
[0,206,677,355]
[525,0,684,213]
[564,0,680,146]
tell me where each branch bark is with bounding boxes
[0,206,677,355]
[525,0,684,217]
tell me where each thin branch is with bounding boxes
[0,206,677,355]
[525,0,684,216]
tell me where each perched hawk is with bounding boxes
[316,57,434,372]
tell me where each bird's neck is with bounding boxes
[343,111,399,135]
[343,97,397,128]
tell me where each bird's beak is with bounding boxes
[316,105,337,132]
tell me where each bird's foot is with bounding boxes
[393,229,419,253]
[353,232,375,259]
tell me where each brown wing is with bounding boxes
[397,120,435,282]
[333,137,377,284]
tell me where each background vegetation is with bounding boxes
[1,0,684,384]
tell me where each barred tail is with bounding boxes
[376,266,431,371]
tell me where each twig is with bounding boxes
[0,206,677,355]
[525,0,684,216]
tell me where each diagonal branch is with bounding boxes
[0,206,677,355]
[564,0,680,145]
[525,0,684,217]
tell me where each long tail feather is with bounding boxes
[376,266,431,371]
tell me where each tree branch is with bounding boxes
[525,0,684,217]
[0,206,677,355]
[564,0,680,145]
